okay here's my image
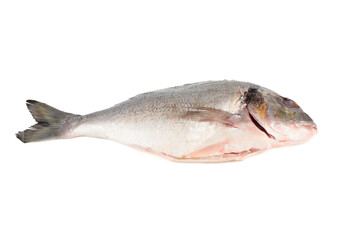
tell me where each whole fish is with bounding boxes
[16,80,317,163]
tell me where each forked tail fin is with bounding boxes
[16,100,80,143]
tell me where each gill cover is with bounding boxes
[244,88,275,140]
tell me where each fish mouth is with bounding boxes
[248,111,276,140]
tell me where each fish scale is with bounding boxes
[16,80,317,163]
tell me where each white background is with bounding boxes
[1,0,358,239]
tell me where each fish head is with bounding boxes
[244,87,317,144]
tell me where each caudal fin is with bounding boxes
[16,100,80,143]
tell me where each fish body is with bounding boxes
[16,80,317,163]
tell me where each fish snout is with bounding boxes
[296,121,318,135]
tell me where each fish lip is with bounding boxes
[295,121,318,134]
[247,109,276,140]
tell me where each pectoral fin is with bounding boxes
[182,107,240,127]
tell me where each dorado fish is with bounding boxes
[16,80,317,163]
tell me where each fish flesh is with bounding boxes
[16,80,317,163]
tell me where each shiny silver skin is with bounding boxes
[17,80,317,163]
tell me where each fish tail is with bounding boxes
[16,100,81,143]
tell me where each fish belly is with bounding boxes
[73,114,270,162]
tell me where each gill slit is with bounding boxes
[247,111,276,140]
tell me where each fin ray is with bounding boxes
[182,107,240,127]
[16,100,80,143]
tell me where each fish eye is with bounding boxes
[282,97,299,108]
[279,97,299,108]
